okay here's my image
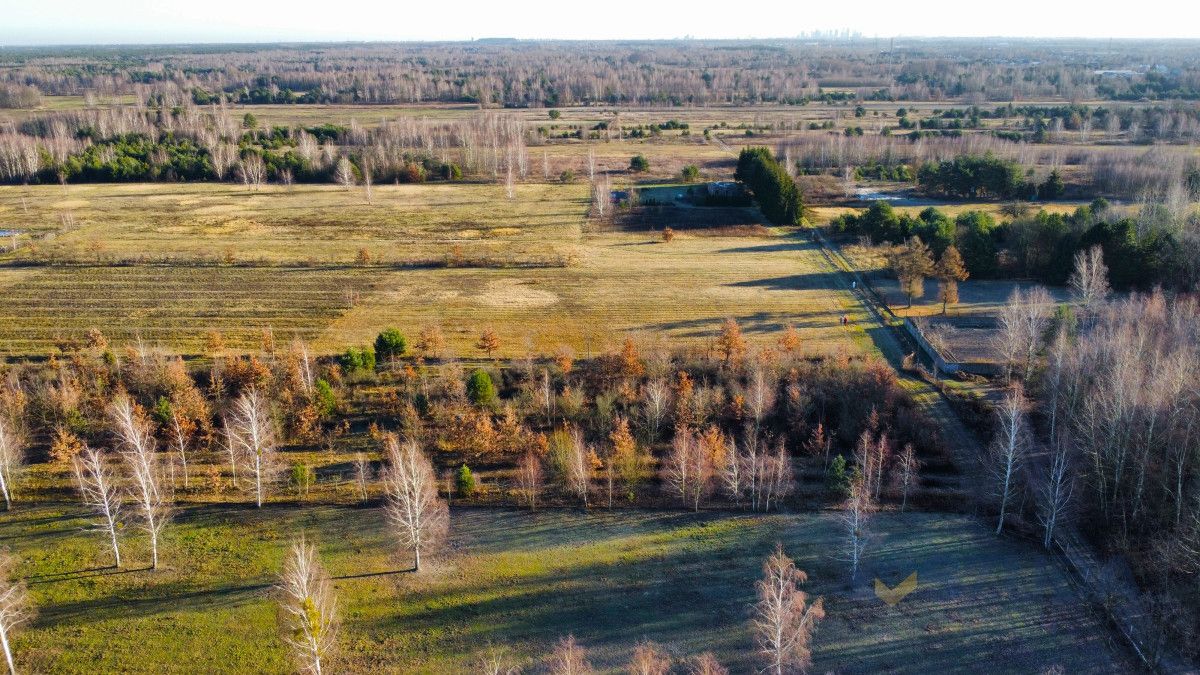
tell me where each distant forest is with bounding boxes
[2,39,1200,107]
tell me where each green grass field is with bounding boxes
[6,504,1125,674]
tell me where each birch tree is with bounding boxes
[641,378,670,444]
[721,438,746,507]
[335,157,355,190]
[745,367,777,446]
[0,553,29,675]
[565,428,593,509]
[758,441,795,513]
[478,645,521,675]
[353,452,371,504]
[515,450,543,510]
[167,408,192,489]
[1068,244,1110,316]
[1038,435,1074,550]
[110,395,170,570]
[627,641,671,675]
[991,386,1029,535]
[842,477,872,581]
[661,427,701,510]
[278,538,340,675]
[0,407,24,512]
[895,443,919,512]
[689,653,728,675]
[227,389,278,508]
[72,445,124,568]
[754,545,825,675]
[547,635,592,675]
[381,436,448,571]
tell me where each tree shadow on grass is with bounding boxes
[34,578,275,627]
[27,566,142,585]
[724,272,841,292]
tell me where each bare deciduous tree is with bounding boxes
[278,538,339,675]
[1068,244,1110,315]
[757,441,796,513]
[167,408,192,489]
[688,653,727,675]
[591,173,612,219]
[547,635,592,675]
[72,445,123,568]
[227,389,278,508]
[842,477,872,581]
[565,428,593,509]
[381,436,448,571]
[110,395,171,570]
[515,450,543,511]
[0,404,24,511]
[745,367,777,445]
[1038,435,1074,549]
[477,644,521,675]
[991,386,1029,535]
[335,157,355,190]
[641,378,670,444]
[0,553,30,675]
[895,443,919,512]
[353,452,371,504]
[627,641,671,675]
[362,158,374,204]
[721,437,746,507]
[995,287,1054,382]
[661,426,716,511]
[238,154,266,190]
[754,545,825,675]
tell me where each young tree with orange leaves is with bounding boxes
[715,318,747,367]
[609,416,648,500]
[476,328,501,359]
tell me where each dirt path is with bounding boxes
[811,229,981,498]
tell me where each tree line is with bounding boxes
[834,198,1195,291]
[978,251,1200,661]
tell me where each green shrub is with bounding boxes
[374,328,408,365]
[467,369,497,407]
[456,464,476,497]
[290,462,316,499]
[314,379,336,418]
[340,346,376,373]
[629,155,650,172]
[152,396,172,426]
[826,454,851,498]
[680,164,700,182]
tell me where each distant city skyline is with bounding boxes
[1,0,1196,45]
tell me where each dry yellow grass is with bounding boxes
[0,182,866,358]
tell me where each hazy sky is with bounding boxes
[1,0,1196,44]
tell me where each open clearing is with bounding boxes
[6,505,1125,674]
[0,183,869,358]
